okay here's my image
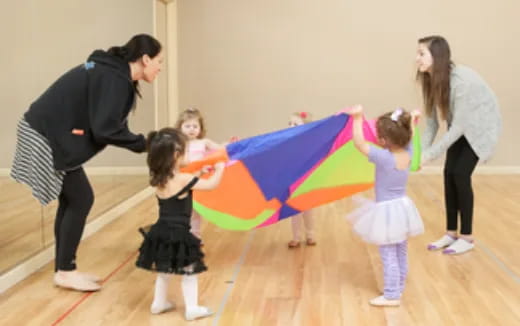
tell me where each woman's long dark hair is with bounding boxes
[146,128,186,188]
[416,35,453,120]
[108,34,162,99]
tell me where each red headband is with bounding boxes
[299,112,308,119]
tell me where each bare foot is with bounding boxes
[54,270,101,292]
[79,272,102,283]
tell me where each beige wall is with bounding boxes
[3,1,518,169]
[0,0,156,168]
[177,0,519,166]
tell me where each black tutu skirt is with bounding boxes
[136,220,207,275]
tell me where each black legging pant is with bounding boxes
[54,167,94,271]
[443,136,479,235]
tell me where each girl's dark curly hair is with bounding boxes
[146,128,187,188]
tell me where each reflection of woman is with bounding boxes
[11,34,163,291]
[416,36,502,255]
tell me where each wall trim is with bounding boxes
[417,166,520,175]
[2,165,520,178]
[0,186,153,294]
[0,167,148,176]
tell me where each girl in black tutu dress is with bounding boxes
[136,127,225,321]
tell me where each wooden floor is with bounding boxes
[0,175,519,325]
[0,175,148,273]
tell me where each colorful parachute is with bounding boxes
[182,113,421,230]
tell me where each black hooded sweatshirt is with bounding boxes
[24,50,146,171]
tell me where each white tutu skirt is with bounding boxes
[346,196,424,245]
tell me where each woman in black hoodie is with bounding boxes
[11,34,163,291]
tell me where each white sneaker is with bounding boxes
[150,301,175,314]
[185,306,213,321]
[443,238,474,255]
[427,234,456,251]
[369,295,400,307]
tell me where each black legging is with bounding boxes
[54,167,94,271]
[443,136,479,235]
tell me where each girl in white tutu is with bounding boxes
[346,105,424,307]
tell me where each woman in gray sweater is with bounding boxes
[416,35,501,255]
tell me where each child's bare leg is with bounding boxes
[302,211,316,245]
[288,214,302,248]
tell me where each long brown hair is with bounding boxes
[174,107,207,139]
[146,128,186,188]
[416,36,453,120]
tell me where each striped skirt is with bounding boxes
[10,118,65,205]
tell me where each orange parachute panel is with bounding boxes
[287,183,374,211]
[194,161,281,220]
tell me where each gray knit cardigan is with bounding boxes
[422,65,502,162]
